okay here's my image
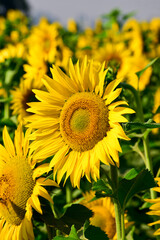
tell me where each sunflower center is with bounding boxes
[0,156,35,226]
[70,109,90,133]
[107,55,121,70]
[60,92,109,152]
[22,90,38,112]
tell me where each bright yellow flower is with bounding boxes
[76,28,99,59]
[150,18,160,44]
[27,17,61,63]
[94,19,103,34]
[122,19,143,57]
[80,191,130,239]
[6,9,27,22]
[26,57,134,188]
[54,40,73,71]
[0,43,26,63]
[23,46,48,83]
[145,178,160,236]
[11,78,43,124]
[0,17,5,35]
[67,19,77,33]
[125,55,152,91]
[93,42,131,78]
[0,125,58,240]
[81,191,116,239]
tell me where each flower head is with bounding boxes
[0,125,58,239]
[26,57,134,188]
[11,78,43,124]
[145,178,160,235]
[80,191,130,239]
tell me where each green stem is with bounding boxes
[121,83,159,238]
[4,91,10,119]
[110,165,122,240]
[66,181,72,204]
[121,211,125,240]
[120,83,144,122]
[121,83,154,187]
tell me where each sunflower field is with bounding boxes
[0,8,160,240]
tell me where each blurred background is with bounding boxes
[0,0,160,26]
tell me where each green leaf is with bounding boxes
[92,179,112,195]
[126,226,135,240]
[136,57,158,79]
[117,169,156,210]
[85,225,109,240]
[125,120,160,132]
[53,225,80,240]
[5,69,17,86]
[0,97,11,103]
[124,168,140,180]
[92,179,113,200]
[61,204,93,231]
[68,226,80,239]
[0,118,17,128]
[53,237,67,240]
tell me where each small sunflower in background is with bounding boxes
[80,191,116,239]
[125,55,152,91]
[0,125,58,239]
[0,42,26,63]
[11,78,43,124]
[26,17,61,63]
[26,56,134,188]
[93,42,131,77]
[67,18,77,33]
[80,191,130,239]
[145,177,160,236]
[23,46,48,83]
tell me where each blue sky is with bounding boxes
[27,0,160,26]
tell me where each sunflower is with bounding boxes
[0,125,58,239]
[80,191,116,239]
[145,177,160,235]
[67,19,77,33]
[11,78,43,124]
[80,191,130,239]
[93,42,132,78]
[125,55,152,91]
[26,17,61,63]
[0,43,26,63]
[75,29,99,60]
[26,57,134,188]
[122,19,143,57]
[23,46,48,83]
